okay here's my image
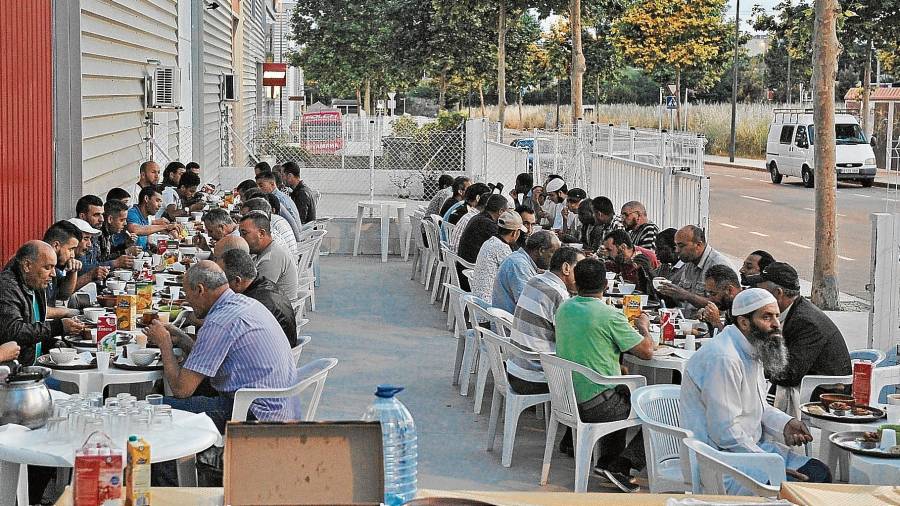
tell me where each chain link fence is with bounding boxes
[239,115,465,201]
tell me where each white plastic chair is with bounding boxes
[458,295,491,396]
[408,213,427,281]
[443,283,473,387]
[471,306,516,414]
[296,229,326,312]
[683,437,784,497]
[798,374,852,406]
[873,365,900,402]
[231,357,338,422]
[442,248,474,330]
[539,353,646,492]
[291,335,311,366]
[631,385,693,493]
[479,327,550,467]
[419,218,439,288]
[850,348,888,365]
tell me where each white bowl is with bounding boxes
[130,349,159,366]
[652,277,669,290]
[179,247,197,257]
[619,283,636,295]
[112,270,133,281]
[83,308,106,323]
[679,319,701,333]
[175,216,190,224]
[605,272,617,281]
[196,250,211,261]
[106,280,126,292]
[49,348,76,365]
[191,212,203,221]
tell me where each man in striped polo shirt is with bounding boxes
[145,261,302,432]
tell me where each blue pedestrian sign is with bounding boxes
[665,96,678,110]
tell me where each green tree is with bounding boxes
[612,0,732,127]
[752,1,814,103]
[505,12,544,126]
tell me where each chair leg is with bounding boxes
[500,395,523,467]
[430,264,444,304]
[352,206,364,256]
[451,331,466,386]
[473,358,491,414]
[540,416,559,486]
[486,388,502,452]
[574,427,594,493]
[458,333,477,396]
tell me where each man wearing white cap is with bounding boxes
[469,211,527,304]
[68,217,110,291]
[544,176,568,231]
[680,288,832,493]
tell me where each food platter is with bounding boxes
[800,401,885,423]
[829,431,900,459]
[35,354,96,370]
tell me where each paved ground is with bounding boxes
[706,162,900,300]
[297,254,644,493]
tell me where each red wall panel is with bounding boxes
[0,0,54,263]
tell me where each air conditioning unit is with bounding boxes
[146,66,181,109]
[220,73,238,102]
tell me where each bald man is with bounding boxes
[213,235,250,261]
[657,225,732,313]
[0,241,83,366]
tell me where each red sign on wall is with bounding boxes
[262,63,288,87]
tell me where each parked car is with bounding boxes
[510,138,534,171]
[766,110,877,188]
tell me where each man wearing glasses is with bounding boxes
[620,201,659,251]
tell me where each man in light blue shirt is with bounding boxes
[491,230,559,314]
[146,261,302,432]
[680,288,831,493]
[256,170,303,241]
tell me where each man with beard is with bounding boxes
[697,265,742,332]
[653,228,679,279]
[586,196,623,252]
[620,201,659,250]
[748,262,851,414]
[602,229,659,295]
[740,250,775,286]
[492,230,560,314]
[681,288,831,493]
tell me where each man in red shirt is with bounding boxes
[602,229,659,294]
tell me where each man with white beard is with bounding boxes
[680,288,832,493]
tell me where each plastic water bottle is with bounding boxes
[361,385,417,505]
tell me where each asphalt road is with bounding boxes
[706,163,900,300]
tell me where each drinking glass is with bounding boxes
[145,394,164,405]
[87,392,103,408]
[150,405,173,431]
[82,418,105,443]
[130,411,151,435]
[45,416,69,442]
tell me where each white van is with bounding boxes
[765,109,877,188]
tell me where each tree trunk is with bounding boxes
[675,69,682,130]
[438,70,447,111]
[811,0,841,310]
[364,79,371,115]
[518,89,523,128]
[569,0,585,125]
[479,82,486,118]
[861,38,873,136]
[595,75,601,123]
[786,51,792,104]
[497,0,507,131]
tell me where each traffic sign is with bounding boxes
[665,96,678,110]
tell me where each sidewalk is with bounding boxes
[705,155,900,190]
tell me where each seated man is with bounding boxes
[241,196,299,258]
[448,183,491,247]
[97,199,136,267]
[586,196,623,252]
[620,201,659,250]
[657,225,732,314]
[145,261,302,432]
[219,248,297,347]
[748,262,851,412]
[158,171,205,220]
[42,220,85,317]
[256,170,302,241]
[555,258,653,492]
[653,228,679,279]
[282,161,318,224]
[697,264,742,332]
[195,208,239,252]
[239,212,300,303]
[602,229,659,295]
[68,217,110,291]
[469,211,525,304]
[439,176,473,220]
[492,230,559,314]
[557,188,588,241]
[425,174,455,217]
[0,241,82,366]
[740,249,775,286]
[680,288,831,494]
[127,186,180,250]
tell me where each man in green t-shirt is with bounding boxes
[555,258,654,492]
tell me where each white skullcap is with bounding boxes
[545,178,566,193]
[731,287,778,316]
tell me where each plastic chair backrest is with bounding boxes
[485,307,515,337]
[409,214,426,250]
[632,385,694,487]
[422,220,442,258]
[683,438,782,497]
[231,357,338,422]
[798,374,853,404]
[443,284,472,336]
[539,353,583,427]
[873,365,900,402]
[477,327,510,394]
[291,335,312,366]
[464,296,494,331]
[851,348,888,366]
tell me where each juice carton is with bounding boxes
[852,360,874,406]
[622,295,643,325]
[135,282,153,312]
[156,238,167,255]
[125,436,151,506]
[660,309,677,346]
[74,445,123,506]
[116,295,137,331]
[96,314,117,343]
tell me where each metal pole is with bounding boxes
[729,0,740,162]
[369,119,375,201]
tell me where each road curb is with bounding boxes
[705,158,900,190]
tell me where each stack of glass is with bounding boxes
[47,393,174,448]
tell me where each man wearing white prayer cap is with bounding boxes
[544,176,568,231]
[679,288,832,493]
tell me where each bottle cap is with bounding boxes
[129,435,138,442]
[375,385,404,398]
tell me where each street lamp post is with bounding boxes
[729,0,740,162]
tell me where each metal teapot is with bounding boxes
[0,363,53,429]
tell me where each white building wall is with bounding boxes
[80,0,180,195]
[238,0,266,165]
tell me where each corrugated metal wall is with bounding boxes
[0,1,53,263]
[80,0,179,195]
[194,1,235,174]
[242,0,265,146]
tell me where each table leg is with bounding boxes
[380,205,390,263]
[817,429,843,481]
[0,460,22,506]
[397,207,408,261]
[352,205,365,256]
[176,455,198,487]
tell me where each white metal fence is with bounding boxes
[869,212,900,352]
